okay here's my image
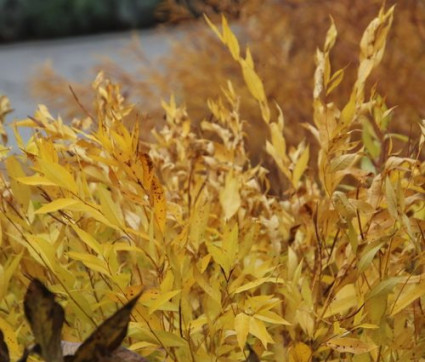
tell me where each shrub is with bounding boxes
[1,4,425,361]
[33,0,425,179]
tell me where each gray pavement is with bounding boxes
[0,27,183,146]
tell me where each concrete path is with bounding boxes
[0,27,183,146]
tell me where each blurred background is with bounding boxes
[0,0,160,42]
[0,0,245,42]
[1,0,424,169]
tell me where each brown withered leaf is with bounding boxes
[245,343,260,362]
[24,279,64,362]
[66,292,142,362]
[0,330,10,362]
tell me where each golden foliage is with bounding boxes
[33,1,425,180]
[1,3,425,361]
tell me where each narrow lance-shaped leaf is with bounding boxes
[234,313,250,351]
[24,279,64,362]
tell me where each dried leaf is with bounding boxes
[326,337,376,354]
[24,279,64,362]
[68,292,141,362]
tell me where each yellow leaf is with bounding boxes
[37,158,78,193]
[97,185,124,227]
[24,234,57,272]
[150,175,166,233]
[355,323,379,330]
[68,251,109,275]
[249,318,274,348]
[66,200,119,229]
[341,93,356,126]
[146,290,181,314]
[189,315,208,335]
[295,309,314,338]
[332,191,356,220]
[71,225,102,254]
[359,6,394,68]
[206,242,226,273]
[219,170,241,220]
[204,14,223,42]
[358,241,385,273]
[241,59,266,102]
[189,190,210,251]
[329,153,359,173]
[0,254,22,301]
[35,198,80,214]
[133,153,154,190]
[193,266,221,303]
[254,310,291,325]
[150,330,187,348]
[292,144,309,187]
[5,156,31,210]
[0,317,20,360]
[324,284,357,318]
[367,277,402,300]
[385,177,398,219]
[270,123,286,158]
[16,174,57,187]
[391,281,425,316]
[326,68,345,95]
[289,342,311,362]
[222,221,239,278]
[234,313,250,350]
[326,337,376,354]
[222,15,240,60]
[245,47,254,69]
[313,49,325,100]
[324,16,337,53]
[232,277,284,294]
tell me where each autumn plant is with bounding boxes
[1,3,425,361]
[32,0,425,184]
